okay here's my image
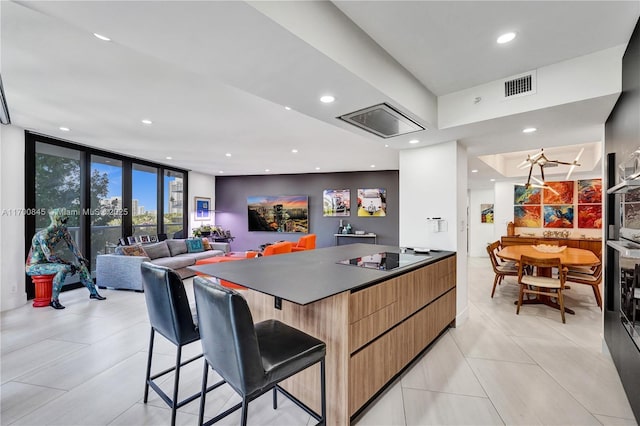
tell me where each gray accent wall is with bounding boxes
[215,170,399,251]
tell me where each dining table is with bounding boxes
[497,245,600,315]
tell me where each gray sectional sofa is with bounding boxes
[96,239,229,291]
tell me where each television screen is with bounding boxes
[248,195,309,233]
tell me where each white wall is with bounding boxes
[1,126,27,311]
[399,140,469,324]
[188,171,216,236]
[469,189,495,257]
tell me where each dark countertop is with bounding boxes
[188,243,455,305]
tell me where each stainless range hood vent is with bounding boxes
[338,103,425,138]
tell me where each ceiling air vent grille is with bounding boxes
[503,71,536,99]
[338,103,424,139]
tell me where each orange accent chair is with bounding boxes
[262,241,293,256]
[194,256,249,289]
[291,234,316,252]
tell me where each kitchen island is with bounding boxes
[190,244,457,425]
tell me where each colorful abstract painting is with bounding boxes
[514,186,541,205]
[481,204,494,223]
[543,181,574,204]
[514,206,541,227]
[578,179,602,204]
[543,205,574,228]
[578,205,602,229]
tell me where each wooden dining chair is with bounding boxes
[487,241,518,298]
[566,263,603,310]
[517,255,568,323]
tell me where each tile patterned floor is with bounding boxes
[1,257,637,425]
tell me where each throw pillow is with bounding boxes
[142,241,171,260]
[166,239,188,256]
[120,244,148,257]
[185,238,204,253]
[201,238,212,251]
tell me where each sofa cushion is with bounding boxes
[185,238,204,253]
[166,239,188,256]
[120,244,148,257]
[151,255,194,270]
[143,241,171,260]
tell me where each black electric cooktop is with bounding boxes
[337,251,431,271]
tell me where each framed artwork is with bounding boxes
[323,189,350,217]
[127,236,136,245]
[118,237,128,246]
[481,204,494,223]
[624,203,640,229]
[514,186,541,204]
[134,235,142,243]
[247,195,309,233]
[140,235,150,243]
[357,188,387,217]
[149,235,158,243]
[195,197,211,220]
[578,205,602,229]
[543,205,574,228]
[514,206,541,227]
[543,181,574,204]
[578,179,602,204]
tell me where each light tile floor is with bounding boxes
[1,257,637,425]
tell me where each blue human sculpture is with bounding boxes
[26,208,106,309]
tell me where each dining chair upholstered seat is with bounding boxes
[193,277,326,426]
[517,255,568,323]
[487,241,519,298]
[140,263,224,426]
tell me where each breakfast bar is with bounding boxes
[190,243,457,425]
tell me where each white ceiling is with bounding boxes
[1,1,639,188]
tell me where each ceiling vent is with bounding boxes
[503,71,536,99]
[338,103,424,138]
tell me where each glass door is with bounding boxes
[133,164,158,238]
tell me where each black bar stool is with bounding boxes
[140,263,225,426]
[193,277,326,426]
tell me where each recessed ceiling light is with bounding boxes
[497,32,516,44]
[370,164,376,168]
[315,167,320,170]
[93,33,111,42]
[225,153,231,157]
[141,119,153,125]
[284,106,291,110]
[409,139,419,144]
[291,149,298,153]
[522,127,537,133]
[471,169,478,173]
[219,171,224,174]
[384,144,389,148]
[59,126,70,132]
[265,169,271,172]
[165,156,172,160]
[320,95,335,103]
[490,179,496,182]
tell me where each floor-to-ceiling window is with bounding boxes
[164,170,184,237]
[25,132,188,298]
[132,163,158,237]
[90,155,123,271]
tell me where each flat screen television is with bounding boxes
[247,195,308,233]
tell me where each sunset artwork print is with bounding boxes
[578,205,602,229]
[247,195,309,233]
[543,181,574,204]
[544,205,574,228]
[514,206,541,227]
[578,179,602,204]
[514,186,541,205]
